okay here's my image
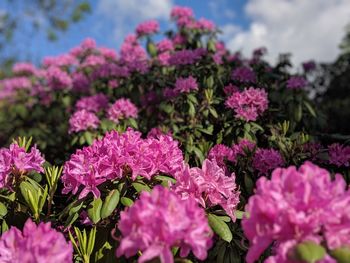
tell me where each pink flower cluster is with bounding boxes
[173,159,240,221]
[208,139,256,168]
[174,76,198,93]
[136,20,160,36]
[107,98,138,123]
[0,143,45,189]
[225,87,268,121]
[12,62,38,76]
[62,129,184,198]
[252,148,284,176]
[328,143,350,167]
[231,66,257,83]
[75,93,108,113]
[168,48,206,66]
[68,110,100,134]
[120,34,149,73]
[117,185,212,263]
[0,218,72,263]
[286,76,308,89]
[243,162,350,263]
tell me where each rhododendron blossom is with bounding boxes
[0,143,45,189]
[231,66,256,83]
[117,185,212,263]
[68,110,100,133]
[328,143,350,167]
[174,76,198,93]
[252,148,284,176]
[136,20,159,36]
[75,93,108,113]
[107,98,138,122]
[173,159,240,221]
[0,218,73,263]
[286,76,308,89]
[62,129,184,198]
[243,162,350,263]
[225,87,268,121]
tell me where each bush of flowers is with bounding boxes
[0,5,349,263]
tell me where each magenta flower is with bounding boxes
[68,110,100,133]
[252,148,284,176]
[45,66,72,90]
[207,144,235,168]
[170,6,194,20]
[242,162,348,263]
[286,76,308,89]
[156,39,174,53]
[107,98,138,123]
[302,60,316,72]
[174,76,198,93]
[225,87,268,121]
[168,49,205,66]
[75,93,108,113]
[117,185,212,263]
[12,63,37,76]
[81,55,106,68]
[0,218,73,263]
[173,159,240,221]
[136,20,160,36]
[328,143,350,167]
[0,144,45,189]
[231,66,256,83]
[62,129,184,199]
[196,18,216,31]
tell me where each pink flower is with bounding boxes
[231,66,256,83]
[225,87,268,121]
[170,6,194,20]
[0,218,73,263]
[42,54,77,68]
[168,48,205,66]
[223,84,239,95]
[286,76,308,89]
[252,148,284,176]
[328,143,350,167]
[156,39,174,53]
[136,20,159,36]
[302,60,316,72]
[62,129,184,199]
[196,18,216,31]
[173,159,240,221]
[12,63,37,76]
[68,110,100,133]
[0,144,45,189]
[98,47,118,60]
[207,144,235,168]
[117,186,212,263]
[81,55,106,68]
[242,162,347,263]
[174,76,198,93]
[107,98,138,123]
[44,66,72,90]
[75,93,108,113]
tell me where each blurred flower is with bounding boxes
[0,218,73,263]
[174,76,198,93]
[68,110,99,133]
[328,143,350,167]
[117,185,212,262]
[252,148,284,176]
[75,93,108,113]
[286,76,308,89]
[107,98,138,123]
[231,67,256,83]
[136,20,159,36]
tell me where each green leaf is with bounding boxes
[188,101,196,117]
[101,189,120,219]
[303,101,317,117]
[120,197,134,207]
[234,210,248,220]
[294,103,303,122]
[193,147,205,163]
[84,131,93,145]
[0,203,7,218]
[294,241,326,263]
[330,246,350,263]
[209,106,218,118]
[87,198,102,224]
[132,182,151,193]
[207,213,233,243]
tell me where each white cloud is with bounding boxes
[223,0,350,65]
[97,0,173,41]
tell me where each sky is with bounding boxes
[1,0,350,66]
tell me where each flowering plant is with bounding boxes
[0,5,348,263]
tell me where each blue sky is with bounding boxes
[1,0,350,66]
